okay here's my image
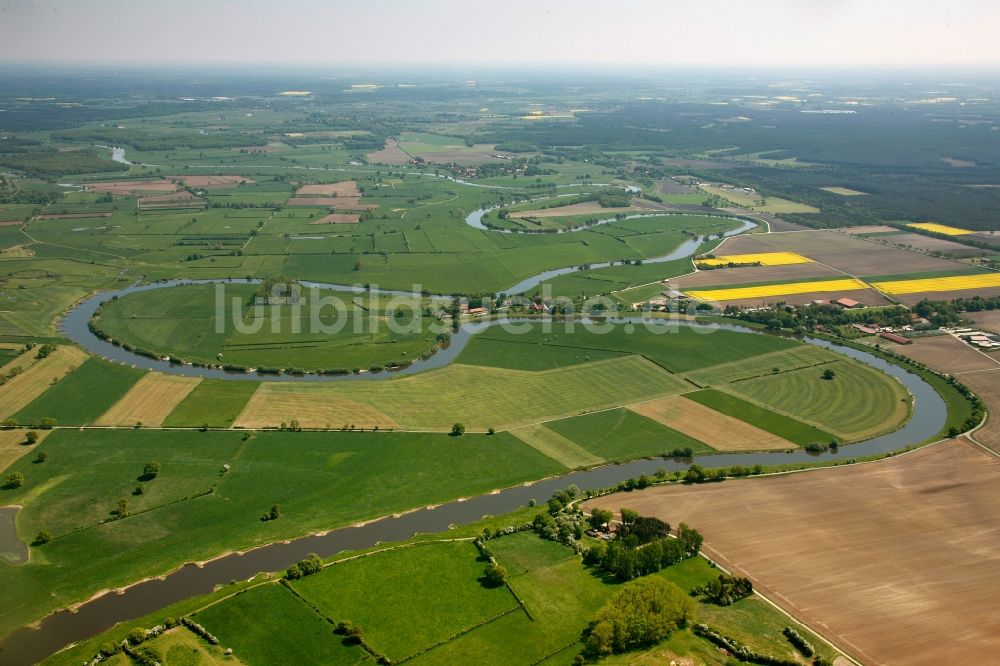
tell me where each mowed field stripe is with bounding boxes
[0,346,89,420]
[508,424,604,469]
[232,356,689,432]
[685,278,869,302]
[871,273,1000,295]
[234,387,399,430]
[96,373,202,427]
[627,396,792,451]
[0,428,51,473]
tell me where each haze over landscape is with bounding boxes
[0,2,998,666]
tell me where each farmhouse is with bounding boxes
[834,297,863,309]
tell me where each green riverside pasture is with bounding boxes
[13,357,145,426]
[685,389,836,446]
[544,408,713,460]
[163,379,260,428]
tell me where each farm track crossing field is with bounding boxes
[0,346,89,421]
[583,439,1000,666]
[627,396,792,451]
[728,359,911,441]
[233,357,690,432]
[95,373,202,427]
[14,358,145,426]
[509,423,605,468]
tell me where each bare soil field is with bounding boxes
[367,138,411,166]
[85,180,178,195]
[627,396,791,451]
[234,387,399,430]
[311,213,361,225]
[509,201,656,219]
[890,334,1000,374]
[0,220,22,226]
[32,212,113,221]
[960,370,1000,454]
[138,191,206,209]
[751,231,968,276]
[673,262,841,289]
[401,145,506,166]
[892,286,1000,307]
[287,197,377,210]
[166,175,255,187]
[842,225,902,235]
[657,179,696,194]
[660,157,738,170]
[876,232,989,257]
[0,428,49,473]
[0,346,88,420]
[970,232,1000,248]
[584,439,1000,666]
[967,310,1000,334]
[296,181,361,197]
[96,374,201,427]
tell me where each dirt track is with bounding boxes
[584,439,1000,666]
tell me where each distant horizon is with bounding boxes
[0,0,998,68]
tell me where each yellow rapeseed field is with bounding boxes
[697,251,812,267]
[906,222,974,236]
[686,278,869,302]
[872,273,1000,295]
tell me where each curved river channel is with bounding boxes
[1,209,949,665]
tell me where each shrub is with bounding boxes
[783,627,815,657]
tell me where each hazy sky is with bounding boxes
[0,0,997,67]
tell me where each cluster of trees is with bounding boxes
[583,577,696,658]
[693,623,832,666]
[583,511,703,582]
[261,503,281,522]
[285,553,323,580]
[692,573,754,606]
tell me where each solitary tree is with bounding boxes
[822,368,836,380]
[32,531,52,546]
[482,562,509,587]
[24,431,39,445]
[5,471,24,489]
[116,497,129,517]
[142,462,161,479]
[451,423,466,437]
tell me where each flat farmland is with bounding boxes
[509,201,655,218]
[367,138,412,165]
[0,428,50,473]
[295,180,360,196]
[310,213,360,224]
[967,309,1000,334]
[819,186,868,196]
[674,261,841,289]
[684,278,883,307]
[0,346,89,420]
[753,230,972,276]
[890,334,1000,374]
[166,175,255,187]
[583,439,1000,666]
[627,395,792,451]
[872,274,1000,306]
[95,373,202,427]
[509,423,604,468]
[84,180,177,194]
[234,356,690,432]
[961,369,1000,454]
[875,232,989,257]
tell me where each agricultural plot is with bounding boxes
[234,356,690,432]
[872,231,990,257]
[695,251,811,267]
[14,358,144,426]
[889,334,1000,374]
[684,277,872,304]
[542,408,714,460]
[163,380,260,428]
[291,541,519,662]
[193,583,365,665]
[508,424,604,468]
[871,273,1000,303]
[684,389,835,446]
[819,186,867,196]
[0,346,89,421]
[0,428,50,473]
[583,440,1000,666]
[95,373,202,427]
[696,184,819,213]
[967,309,1000,335]
[727,359,910,441]
[906,222,973,236]
[961,370,1000,454]
[627,396,792,451]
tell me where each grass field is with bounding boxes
[906,222,973,235]
[543,408,713,460]
[684,345,834,387]
[234,356,690,431]
[509,424,605,468]
[0,346,89,421]
[728,359,911,441]
[291,541,519,662]
[194,583,365,665]
[685,277,870,302]
[627,396,792,451]
[162,380,263,428]
[820,186,867,196]
[14,358,144,426]
[0,428,564,637]
[685,389,836,446]
[96,374,202,427]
